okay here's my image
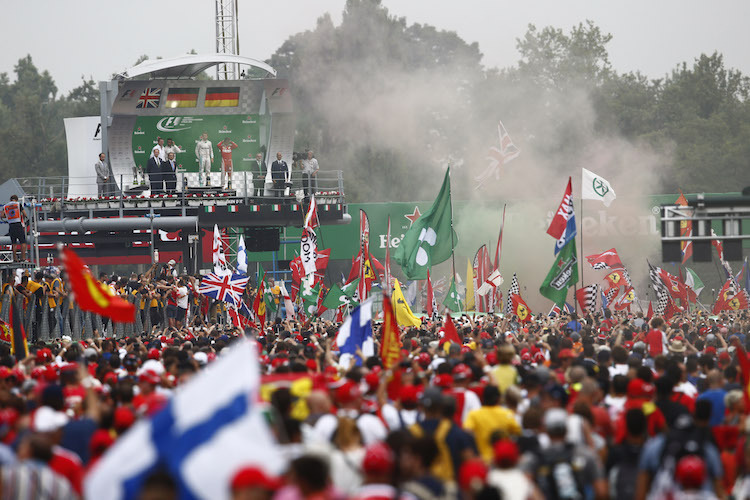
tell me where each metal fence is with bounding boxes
[16,170,345,207]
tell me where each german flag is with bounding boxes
[165,87,199,108]
[205,87,239,107]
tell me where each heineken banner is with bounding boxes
[131,115,267,173]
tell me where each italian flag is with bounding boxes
[250,205,260,212]
[684,268,704,301]
[205,206,216,213]
[228,205,238,213]
[291,205,300,212]
[271,204,281,212]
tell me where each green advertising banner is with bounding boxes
[131,114,267,173]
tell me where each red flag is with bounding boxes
[659,268,688,303]
[613,287,635,311]
[8,292,28,361]
[62,248,136,323]
[335,306,344,323]
[585,249,624,270]
[493,206,506,312]
[713,279,750,313]
[604,269,627,289]
[676,191,693,264]
[440,312,462,345]
[546,178,574,240]
[711,230,725,261]
[647,301,654,319]
[380,294,402,369]
[473,245,491,312]
[426,270,436,317]
[253,278,266,326]
[511,294,532,323]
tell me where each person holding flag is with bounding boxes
[540,178,579,308]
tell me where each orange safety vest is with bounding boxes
[3,202,22,224]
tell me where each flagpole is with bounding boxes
[447,166,457,281]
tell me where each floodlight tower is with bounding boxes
[215,0,239,79]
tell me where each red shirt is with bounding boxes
[50,445,84,494]
[646,329,665,357]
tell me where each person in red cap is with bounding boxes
[457,458,490,500]
[444,364,481,425]
[230,465,281,500]
[351,442,412,500]
[487,439,539,500]
[381,384,420,431]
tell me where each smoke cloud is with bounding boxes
[280,4,674,310]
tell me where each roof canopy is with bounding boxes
[120,54,276,80]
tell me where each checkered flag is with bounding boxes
[605,286,620,303]
[577,284,599,313]
[505,273,519,315]
[648,261,669,315]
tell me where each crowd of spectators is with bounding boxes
[1,264,749,499]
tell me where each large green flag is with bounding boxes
[300,276,321,316]
[539,240,579,306]
[442,277,462,313]
[322,283,356,310]
[394,168,457,280]
[341,278,359,299]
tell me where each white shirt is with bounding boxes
[150,144,166,161]
[609,364,629,378]
[301,157,319,175]
[381,404,419,431]
[175,286,189,309]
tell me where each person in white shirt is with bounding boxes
[174,279,189,329]
[300,150,319,198]
[150,136,166,161]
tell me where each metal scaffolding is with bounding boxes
[215,0,239,80]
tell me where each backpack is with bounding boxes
[648,425,709,499]
[535,443,586,500]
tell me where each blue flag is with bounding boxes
[335,298,374,367]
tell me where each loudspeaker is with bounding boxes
[661,241,682,263]
[693,241,712,262]
[244,228,280,252]
[725,240,743,261]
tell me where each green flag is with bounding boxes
[394,168,457,280]
[442,277,462,313]
[341,278,360,299]
[322,284,353,310]
[262,270,278,312]
[300,276,321,315]
[539,240,579,306]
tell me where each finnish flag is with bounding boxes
[336,298,375,368]
[85,339,284,500]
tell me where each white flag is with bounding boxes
[582,168,616,207]
[237,234,247,274]
[213,225,229,275]
[301,196,318,277]
[476,269,504,296]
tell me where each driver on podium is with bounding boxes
[217,137,238,189]
[195,132,214,187]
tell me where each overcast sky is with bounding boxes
[3,0,748,93]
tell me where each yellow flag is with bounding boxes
[392,279,422,328]
[465,258,475,311]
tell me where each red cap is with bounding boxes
[36,348,53,364]
[623,341,634,350]
[558,349,575,360]
[533,351,546,363]
[705,347,717,356]
[31,367,46,380]
[0,367,13,379]
[452,364,471,381]
[362,442,395,475]
[102,372,119,386]
[148,348,161,360]
[365,372,380,390]
[719,352,731,363]
[231,466,281,492]
[675,455,705,489]
[433,374,453,388]
[493,439,519,467]
[458,458,488,492]
[399,384,419,404]
[417,353,431,368]
[485,352,498,366]
[334,381,361,405]
[139,370,160,385]
[43,365,58,383]
[113,406,135,431]
[627,378,655,399]
[324,365,338,375]
[89,429,114,456]
[305,359,317,371]
[521,352,532,362]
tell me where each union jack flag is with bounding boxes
[136,88,161,108]
[198,272,248,306]
[475,120,520,188]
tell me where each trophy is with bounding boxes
[133,164,145,186]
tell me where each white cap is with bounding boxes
[33,406,69,433]
[193,352,208,366]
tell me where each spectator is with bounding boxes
[254,152,267,196]
[163,151,178,194]
[147,147,164,194]
[271,152,288,199]
[300,150,319,198]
